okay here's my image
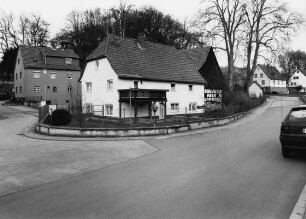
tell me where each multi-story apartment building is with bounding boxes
[14,46,81,106]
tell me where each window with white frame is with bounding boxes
[67,73,73,79]
[65,58,72,65]
[50,73,56,79]
[189,85,193,91]
[33,71,40,79]
[260,73,263,78]
[67,86,72,92]
[86,82,92,92]
[105,104,113,115]
[53,86,57,93]
[171,83,176,92]
[134,81,138,89]
[34,86,40,93]
[171,103,179,111]
[261,80,265,85]
[254,74,257,78]
[189,102,197,111]
[107,79,113,91]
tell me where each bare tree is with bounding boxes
[196,0,246,90]
[0,12,49,56]
[243,0,304,92]
[0,12,18,54]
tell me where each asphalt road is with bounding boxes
[1,97,306,219]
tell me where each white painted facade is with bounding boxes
[288,70,306,92]
[81,58,205,118]
[252,66,286,88]
[248,82,263,97]
[252,65,287,94]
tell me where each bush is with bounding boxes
[222,91,267,114]
[45,109,72,126]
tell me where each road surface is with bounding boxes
[0,97,306,219]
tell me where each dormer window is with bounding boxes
[65,58,72,65]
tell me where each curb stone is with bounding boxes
[290,184,306,219]
[22,98,273,141]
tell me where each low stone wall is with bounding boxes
[36,112,246,137]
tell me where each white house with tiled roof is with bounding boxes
[288,69,306,92]
[248,81,263,97]
[252,64,287,94]
[81,35,224,119]
[14,46,81,106]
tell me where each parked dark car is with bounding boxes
[280,105,306,157]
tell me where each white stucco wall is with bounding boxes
[14,49,26,98]
[289,70,306,92]
[252,66,286,88]
[81,58,205,117]
[248,83,263,97]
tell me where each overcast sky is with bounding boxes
[1,0,306,66]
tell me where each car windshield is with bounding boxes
[287,109,306,122]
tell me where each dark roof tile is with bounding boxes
[86,35,206,85]
[19,45,81,71]
[258,64,284,80]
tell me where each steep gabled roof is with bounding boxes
[19,45,81,71]
[181,47,210,70]
[296,69,306,76]
[251,81,263,89]
[258,64,284,80]
[182,47,227,90]
[86,34,206,85]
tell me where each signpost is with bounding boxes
[152,105,158,127]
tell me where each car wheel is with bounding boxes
[282,147,291,158]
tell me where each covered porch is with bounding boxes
[118,88,168,120]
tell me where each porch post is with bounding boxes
[119,100,122,118]
[164,100,167,117]
[149,102,152,119]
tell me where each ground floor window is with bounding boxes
[34,86,40,93]
[67,86,72,92]
[106,104,113,115]
[189,102,197,111]
[171,103,179,111]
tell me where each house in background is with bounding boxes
[248,81,263,97]
[14,46,81,106]
[288,69,306,93]
[252,64,287,94]
[81,34,210,118]
[182,47,227,103]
